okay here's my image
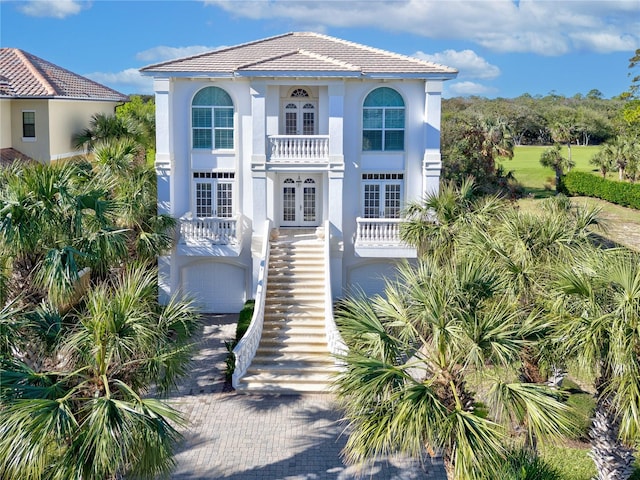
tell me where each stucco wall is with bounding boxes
[0,99,11,149]
[6,98,120,163]
[158,75,443,300]
[48,99,120,160]
[10,99,50,163]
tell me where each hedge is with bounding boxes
[562,171,640,210]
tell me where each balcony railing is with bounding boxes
[179,216,238,245]
[355,217,404,245]
[268,135,329,163]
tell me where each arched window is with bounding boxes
[362,87,405,151]
[192,87,234,149]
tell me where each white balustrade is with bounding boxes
[323,221,348,363]
[268,135,329,162]
[355,217,403,245]
[180,217,238,245]
[232,220,271,388]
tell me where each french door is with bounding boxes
[283,101,316,135]
[280,175,320,227]
[362,174,403,219]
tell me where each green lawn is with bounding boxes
[500,145,605,197]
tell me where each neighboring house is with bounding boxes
[141,32,457,313]
[0,48,128,164]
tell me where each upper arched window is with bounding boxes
[192,87,234,150]
[362,87,405,151]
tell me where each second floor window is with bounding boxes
[192,87,234,150]
[362,87,405,151]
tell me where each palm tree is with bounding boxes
[334,259,576,479]
[73,112,132,152]
[0,160,128,305]
[539,144,575,192]
[590,149,616,179]
[0,264,201,480]
[400,177,503,259]
[91,138,176,262]
[553,248,640,479]
[601,137,636,181]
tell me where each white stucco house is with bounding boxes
[141,32,457,315]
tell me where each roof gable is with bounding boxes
[140,32,457,79]
[0,48,128,101]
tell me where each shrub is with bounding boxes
[491,448,563,480]
[225,299,255,380]
[562,171,640,209]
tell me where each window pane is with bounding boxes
[363,184,380,218]
[217,182,233,218]
[23,112,35,137]
[385,109,404,128]
[192,108,211,128]
[363,130,382,151]
[196,183,213,217]
[193,129,212,149]
[363,109,382,129]
[384,184,401,218]
[214,108,233,128]
[193,86,233,106]
[385,131,404,151]
[215,129,233,149]
[364,87,404,107]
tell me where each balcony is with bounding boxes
[354,217,417,258]
[177,215,243,256]
[268,135,329,164]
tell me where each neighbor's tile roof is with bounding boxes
[0,48,128,101]
[141,32,457,78]
[0,148,34,167]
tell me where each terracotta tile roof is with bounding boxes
[141,32,457,78]
[0,148,34,167]
[0,48,128,101]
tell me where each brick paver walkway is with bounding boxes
[166,314,447,480]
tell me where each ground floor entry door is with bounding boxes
[280,174,321,227]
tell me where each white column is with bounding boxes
[154,78,172,215]
[250,82,267,167]
[423,80,442,197]
[153,78,177,305]
[328,83,344,167]
[328,168,344,300]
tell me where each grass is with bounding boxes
[539,444,595,480]
[508,145,640,251]
[500,145,605,198]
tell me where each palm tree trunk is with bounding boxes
[589,396,635,480]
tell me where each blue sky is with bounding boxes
[1,0,638,99]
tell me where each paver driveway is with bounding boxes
[166,314,447,480]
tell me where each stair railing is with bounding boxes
[323,220,348,363]
[232,219,271,388]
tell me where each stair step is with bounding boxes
[249,355,335,367]
[256,343,331,354]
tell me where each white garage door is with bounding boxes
[182,262,246,313]
[347,262,401,298]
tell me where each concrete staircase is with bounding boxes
[236,228,337,393]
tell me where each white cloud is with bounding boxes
[447,81,498,97]
[85,68,153,95]
[18,0,87,18]
[204,0,640,55]
[136,45,222,63]
[414,50,500,80]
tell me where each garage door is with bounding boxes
[347,262,400,297]
[182,262,246,313]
